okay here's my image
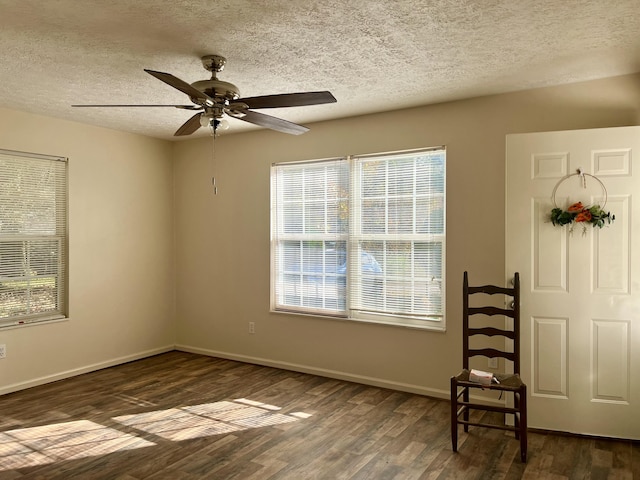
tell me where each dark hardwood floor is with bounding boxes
[0,351,637,479]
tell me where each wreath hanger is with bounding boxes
[551,168,608,209]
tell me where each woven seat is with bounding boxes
[450,272,528,462]
[454,369,525,391]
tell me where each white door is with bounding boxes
[506,126,640,439]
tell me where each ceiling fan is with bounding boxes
[73,55,336,136]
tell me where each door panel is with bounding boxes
[506,126,640,439]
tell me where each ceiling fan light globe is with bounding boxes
[216,119,230,131]
[199,114,211,128]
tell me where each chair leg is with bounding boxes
[513,391,520,440]
[462,386,470,432]
[450,377,458,452]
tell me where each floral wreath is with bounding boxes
[549,170,615,234]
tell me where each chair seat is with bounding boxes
[454,369,525,391]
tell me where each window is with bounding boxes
[271,147,445,329]
[0,149,68,328]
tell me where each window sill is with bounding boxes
[270,308,446,332]
[0,315,68,330]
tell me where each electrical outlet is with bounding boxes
[249,322,255,334]
[0,344,6,359]
[488,357,498,369]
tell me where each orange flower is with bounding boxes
[575,210,592,222]
[567,202,584,212]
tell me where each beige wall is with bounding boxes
[0,107,175,394]
[1,73,638,398]
[173,73,640,398]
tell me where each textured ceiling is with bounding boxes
[0,0,639,140]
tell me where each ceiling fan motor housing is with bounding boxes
[190,79,240,106]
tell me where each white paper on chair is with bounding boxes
[469,369,493,385]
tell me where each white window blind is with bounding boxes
[271,148,445,329]
[0,149,68,327]
[271,158,350,316]
[350,150,445,325]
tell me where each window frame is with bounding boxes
[271,147,446,331]
[0,148,68,329]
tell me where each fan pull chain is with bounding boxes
[211,124,217,195]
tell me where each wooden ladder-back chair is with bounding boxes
[450,271,527,462]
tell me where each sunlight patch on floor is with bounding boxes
[0,420,154,470]
[0,398,312,471]
[113,398,305,441]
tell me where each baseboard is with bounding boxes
[0,345,175,396]
[175,344,454,401]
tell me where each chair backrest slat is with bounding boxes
[469,348,515,362]
[468,327,515,339]
[468,306,515,317]
[467,285,513,295]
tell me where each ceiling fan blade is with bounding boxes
[72,104,200,109]
[237,91,336,109]
[174,112,203,136]
[144,69,214,105]
[233,110,309,135]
